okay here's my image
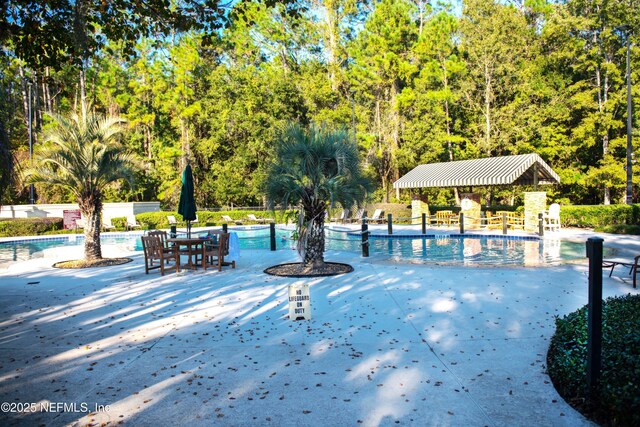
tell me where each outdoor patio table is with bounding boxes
[167,237,210,270]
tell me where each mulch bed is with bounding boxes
[264,262,353,277]
[53,258,132,269]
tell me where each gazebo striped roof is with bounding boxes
[393,154,560,189]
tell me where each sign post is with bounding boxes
[288,284,311,320]
[586,237,604,398]
[63,209,81,230]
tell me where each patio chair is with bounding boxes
[368,209,384,223]
[247,213,266,224]
[102,217,116,231]
[167,215,178,226]
[434,210,453,226]
[603,254,639,288]
[146,230,174,266]
[543,203,561,231]
[127,215,142,230]
[191,214,199,225]
[201,231,236,271]
[75,218,85,232]
[141,235,180,276]
[221,214,242,225]
[147,230,170,248]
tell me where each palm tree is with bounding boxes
[266,123,372,269]
[26,105,137,261]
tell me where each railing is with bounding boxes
[165,210,545,257]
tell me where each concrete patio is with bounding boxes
[0,231,638,426]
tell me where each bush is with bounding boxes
[594,224,640,235]
[111,216,127,230]
[561,205,638,228]
[136,210,284,230]
[547,294,640,426]
[0,217,64,237]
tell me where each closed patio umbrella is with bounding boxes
[178,164,197,238]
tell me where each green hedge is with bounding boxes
[547,294,640,426]
[0,217,64,237]
[594,224,640,235]
[137,210,283,230]
[561,205,640,228]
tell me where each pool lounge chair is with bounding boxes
[368,209,384,224]
[75,218,85,231]
[102,217,116,231]
[247,214,266,224]
[348,208,365,224]
[221,215,242,225]
[603,255,639,288]
[331,209,350,224]
[167,215,178,226]
[127,215,142,230]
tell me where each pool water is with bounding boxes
[0,228,593,266]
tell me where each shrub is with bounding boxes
[0,217,64,237]
[135,210,284,229]
[561,205,637,228]
[111,216,127,230]
[594,224,640,235]
[547,294,640,426]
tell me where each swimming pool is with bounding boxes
[0,227,593,266]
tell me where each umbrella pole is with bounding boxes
[187,220,191,238]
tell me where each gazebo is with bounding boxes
[393,154,560,232]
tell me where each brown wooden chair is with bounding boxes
[201,232,236,271]
[147,230,169,248]
[141,235,180,276]
[146,230,173,266]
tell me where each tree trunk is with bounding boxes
[18,66,29,130]
[78,191,103,261]
[302,201,325,268]
[484,62,492,154]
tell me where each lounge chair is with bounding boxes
[331,209,350,224]
[543,203,561,231]
[221,214,242,225]
[167,215,178,226]
[191,214,199,225]
[603,255,639,288]
[349,208,365,224]
[141,235,180,276]
[127,215,142,230]
[201,231,236,271]
[247,214,266,224]
[75,218,85,231]
[102,217,116,231]
[368,209,384,223]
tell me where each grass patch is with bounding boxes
[547,294,640,426]
[53,258,132,269]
